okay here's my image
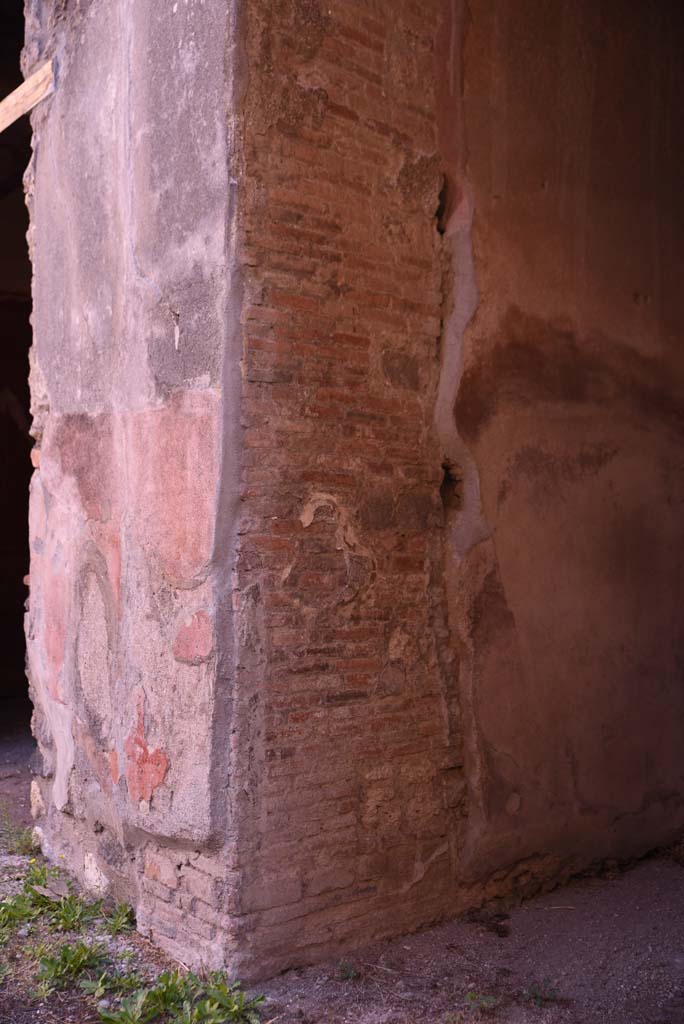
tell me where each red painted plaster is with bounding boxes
[130,392,219,585]
[109,749,120,786]
[124,693,168,804]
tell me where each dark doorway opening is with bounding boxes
[0,0,33,777]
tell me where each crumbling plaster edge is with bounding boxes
[433,0,493,865]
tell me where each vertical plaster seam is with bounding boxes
[434,0,491,857]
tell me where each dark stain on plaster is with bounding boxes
[457,306,684,444]
[397,490,439,532]
[73,551,118,743]
[54,413,113,521]
[359,491,396,531]
[470,568,516,645]
[440,462,463,514]
[497,443,619,507]
[434,177,451,236]
[397,153,443,213]
[291,0,331,60]
[599,503,661,594]
[250,0,330,137]
[72,720,114,800]
[276,79,328,135]
[382,349,421,390]
[359,488,440,534]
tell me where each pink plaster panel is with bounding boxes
[172,610,214,664]
[129,391,220,586]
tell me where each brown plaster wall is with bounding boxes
[440,0,684,885]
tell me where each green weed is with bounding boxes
[81,971,144,1000]
[37,939,106,992]
[24,940,52,961]
[0,889,41,932]
[0,857,101,939]
[104,902,136,936]
[338,959,360,981]
[30,978,54,1002]
[0,804,37,855]
[0,858,263,1024]
[97,971,264,1024]
[99,990,150,1024]
[50,893,102,931]
[464,990,499,1015]
[192,977,264,1023]
[144,969,200,1015]
[24,860,56,888]
[521,977,560,1007]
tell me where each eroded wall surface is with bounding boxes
[25,0,241,966]
[440,0,684,886]
[25,0,684,981]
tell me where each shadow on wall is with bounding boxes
[0,298,32,707]
[457,306,684,446]
[454,306,684,879]
[437,0,684,889]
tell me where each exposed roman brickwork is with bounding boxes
[137,844,237,968]
[225,0,466,975]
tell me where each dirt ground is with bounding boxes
[1,721,683,1024]
[0,701,33,830]
[260,856,684,1024]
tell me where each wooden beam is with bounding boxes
[0,61,54,136]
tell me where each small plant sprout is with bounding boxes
[99,990,150,1024]
[23,940,52,961]
[522,977,560,1006]
[338,959,360,981]
[50,893,102,932]
[80,971,144,1000]
[80,973,111,1001]
[37,939,106,992]
[0,803,37,855]
[104,902,136,935]
[30,978,54,1002]
[464,990,499,1016]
